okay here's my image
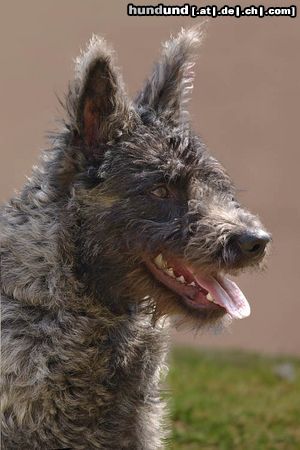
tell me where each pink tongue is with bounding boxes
[193,273,251,319]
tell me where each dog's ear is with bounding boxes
[135,25,206,127]
[66,35,136,152]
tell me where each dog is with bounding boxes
[0,26,270,449]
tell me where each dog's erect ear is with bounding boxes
[66,35,136,150]
[135,25,206,127]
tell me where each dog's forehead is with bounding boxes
[115,125,233,192]
[118,125,199,169]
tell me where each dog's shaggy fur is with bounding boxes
[1,27,270,449]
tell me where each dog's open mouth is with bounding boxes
[145,253,251,320]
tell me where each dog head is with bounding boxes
[60,27,270,326]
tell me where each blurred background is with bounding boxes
[1,1,300,448]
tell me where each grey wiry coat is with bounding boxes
[0,26,270,449]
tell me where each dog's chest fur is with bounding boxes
[1,292,169,449]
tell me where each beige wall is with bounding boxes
[1,1,299,355]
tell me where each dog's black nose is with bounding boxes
[236,232,270,258]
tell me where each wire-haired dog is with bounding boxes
[1,26,270,449]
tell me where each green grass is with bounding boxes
[167,348,300,450]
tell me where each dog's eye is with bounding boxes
[150,186,170,199]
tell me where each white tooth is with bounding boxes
[189,281,196,287]
[166,268,176,278]
[177,276,185,284]
[161,257,168,268]
[154,253,164,268]
[206,293,214,302]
